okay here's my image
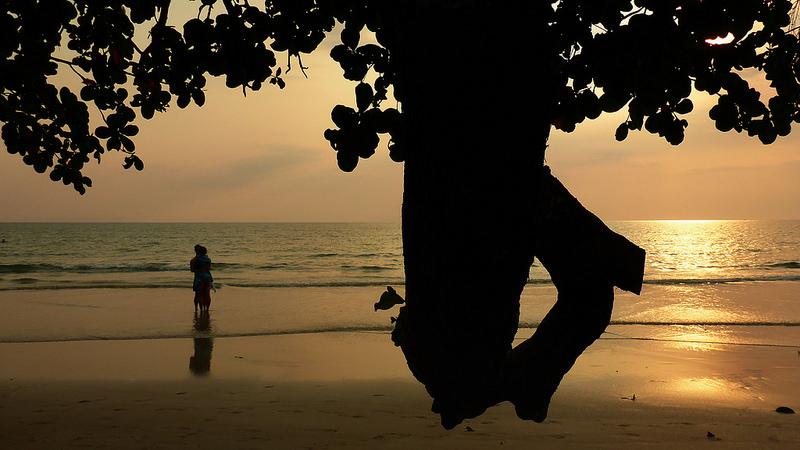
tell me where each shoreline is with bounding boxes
[3,282,800,344]
[5,276,800,291]
[1,324,799,346]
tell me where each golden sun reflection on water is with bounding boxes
[622,284,751,327]
[660,326,730,352]
[644,324,735,352]
[624,220,777,326]
[646,220,733,278]
[646,301,746,324]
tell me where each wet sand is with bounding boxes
[1,330,798,449]
[3,282,800,343]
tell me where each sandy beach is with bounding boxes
[1,325,798,449]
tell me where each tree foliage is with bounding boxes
[1,0,799,193]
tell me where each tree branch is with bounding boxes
[156,0,171,28]
[222,0,237,15]
[50,57,92,83]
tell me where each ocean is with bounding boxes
[0,223,405,290]
[2,221,800,290]
[0,221,799,343]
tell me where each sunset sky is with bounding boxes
[2,6,799,222]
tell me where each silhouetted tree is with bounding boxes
[2,0,799,428]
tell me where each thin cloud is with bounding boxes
[176,146,322,190]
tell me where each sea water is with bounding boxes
[0,221,799,342]
[2,221,800,290]
[0,223,405,290]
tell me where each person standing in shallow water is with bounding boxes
[190,244,214,312]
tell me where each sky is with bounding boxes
[1,7,800,222]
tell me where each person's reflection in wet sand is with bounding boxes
[190,311,213,376]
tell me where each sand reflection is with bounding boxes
[621,283,750,327]
[654,325,739,352]
[190,312,214,376]
[672,376,760,401]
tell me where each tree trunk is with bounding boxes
[384,1,645,428]
[504,168,645,422]
[387,1,555,428]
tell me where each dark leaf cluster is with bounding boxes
[2,0,800,193]
[551,0,800,146]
